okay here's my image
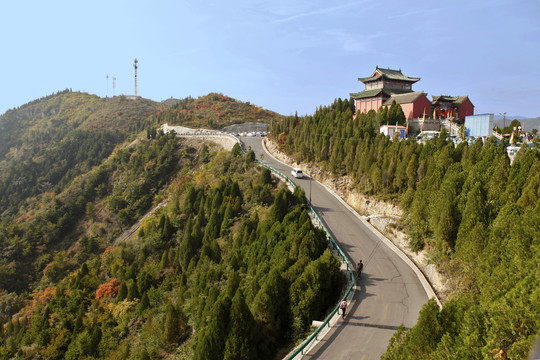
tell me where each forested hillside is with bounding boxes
[0,91,340,359]
[150,92,285,129]
[270,99,539,359]
[0,90,162,216]
[0,91,281,217]
[0,137,342,359]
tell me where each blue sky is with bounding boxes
[1,0,539,117]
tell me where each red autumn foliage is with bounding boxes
[15,212,31,223]
[101,247,115,259]
[31,287,57,306]
[278,132,288,145]
[95,278,120,300]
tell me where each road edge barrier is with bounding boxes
[240,141,356,360]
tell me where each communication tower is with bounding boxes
[113,77,116,96]
[134,58,138,97]
[106,74,109,97]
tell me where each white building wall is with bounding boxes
[465,114,494,137]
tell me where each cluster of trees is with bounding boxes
[0,144,343,359]
[272,98,410,180]
[271,98,539,358]
[494,119,522,135]
[0,130,123,214]
[105,133,180,227]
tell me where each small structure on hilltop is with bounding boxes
[350,66,427,120]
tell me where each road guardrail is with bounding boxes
[247,154,355,360]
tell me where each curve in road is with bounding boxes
[242,136,432,360]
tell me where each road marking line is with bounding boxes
[383,304,389,321]
[376,264,385,278]
[360,355,366,360]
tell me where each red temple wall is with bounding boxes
[409,94,432,120]
[457,98,474,120]
[355,98,383,114]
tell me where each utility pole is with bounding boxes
[134,58,138,97]
[309,177,312,205]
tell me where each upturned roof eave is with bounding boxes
[431,95,470,105]
[358,74,421,84]
[350,88,385,99]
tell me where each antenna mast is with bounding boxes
[106,74,109,97]
[113,77,116,96]
[134,58,138,97]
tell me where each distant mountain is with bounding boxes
[493,114,529,121]
[493,117,540,132]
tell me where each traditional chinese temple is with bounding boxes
[431,95,474,121]
[350,66,473,122]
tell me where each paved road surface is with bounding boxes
[242,137,430,360]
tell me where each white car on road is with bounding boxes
[291,168,304,178]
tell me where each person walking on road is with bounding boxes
[340,300,348,319]
[356,260,363,280]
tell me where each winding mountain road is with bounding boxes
[242,136,431,360]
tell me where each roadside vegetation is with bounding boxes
[270,98,539,359]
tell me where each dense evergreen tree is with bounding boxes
[223,291,256,360]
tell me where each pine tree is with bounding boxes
[89,327,101,356]
[260,168,272,185]
[193,296,232,360]
[116,282,128,302]
[137,293,150,314]
[455,182,488,261]
[159,250,170,269]
[406,299,443,357]
[251,269,289,348]
[220,203,234,237]
[74,304,85,333]
[270,188,289,222]
[126,280,140,301]
[162,304,180,348]
[223,291,256,360]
